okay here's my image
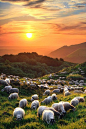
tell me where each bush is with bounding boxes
[66,74,84,80]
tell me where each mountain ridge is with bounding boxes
[49,42,86,63]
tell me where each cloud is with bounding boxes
[24,0,46,6]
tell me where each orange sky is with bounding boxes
[0,0,86,54]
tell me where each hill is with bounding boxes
[0,61,86,129]
[64,48,86,63]
[49,42,86,63]
[0,52,74,78]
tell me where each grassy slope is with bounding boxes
[64,48,86,63]
[0,83,86,129]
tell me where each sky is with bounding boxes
[0,0,86,53]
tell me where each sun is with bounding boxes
[26,33,32,38]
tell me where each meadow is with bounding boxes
[0,80,86,129]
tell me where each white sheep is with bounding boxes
[41,96,52,105]
[43,90,50,96]
[13,107,25,120]
[31,100,39,110]
[60,101,76,111]
[70,98,79,106]
[37,106,61,118]
[64,91,71,96]
[0,79,8,86]
[8,93,19,99]
[9,88,19,93]
[52,89,60,94]
[19,99,28,108]
[51,93,57,100]
[52,102,66,115]
[1,85,12,93]
[42,110,55,124]
[5,78,10,84]
[74,96,85,102]
[31,94,38,101]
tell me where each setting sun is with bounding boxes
[26,33,32,38]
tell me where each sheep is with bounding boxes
[31,100,39,110]
[37,106,61,119]
[37,106,47,117]
[60,101,76,111]
[5,78,10,84]
[74,90,83,93]
[52,103,66,115]
[41,96,52,105]
[19,99,28,108]
[13,107,25,120]
[9,88,19,93]
[43,90,50,96]
[51,93,57,101]
[42,110,55,124]
[52,89,60,94]
[74,96,85,102]
[70,98,79,106]
[64,91,71,96]
[8,93,19,99]
[1,85,12,93]
[31,94,38,101]
[0,80,9,86]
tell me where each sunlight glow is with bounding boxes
[26,33,32,38]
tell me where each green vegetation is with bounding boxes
[66,74,84,80]
[0,83,86,129]
[0,52,74,78]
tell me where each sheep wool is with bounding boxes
[13,107,25,120]
[42,110,55,124]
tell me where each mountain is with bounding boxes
[64,48,86,63]
[49,42,86,63]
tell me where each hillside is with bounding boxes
[0,52,74,78]
[49,42,86,63]
[64,48,86,63]
[0,62,86,129]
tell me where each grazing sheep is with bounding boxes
[5,78,10,84]
[31,100,39,110]
[60,101,76,111]
[42,110,55,124]
[9,88,19,93]
[13,107,25,120]
[31,94,38,101]
[51,93,57,101]
[19,99,28,108]
[52,89,60,94]
[37,106,47,117]
[1,85,12,93]
[37,106,61,118]
[52,103,66,115]
[0,80,9,86]
[74,96,85,102]
[74,90,83,93]
[64,91,71,96]
[41,96,52,105]
[43,90,50,96]
[70,98,79,106]
[8,93,19,99]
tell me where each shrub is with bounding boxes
[66,74,83,80]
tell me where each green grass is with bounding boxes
[0,84,86,129]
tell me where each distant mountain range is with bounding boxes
[49,42,86,63]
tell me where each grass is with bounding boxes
[0,83,86,129]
